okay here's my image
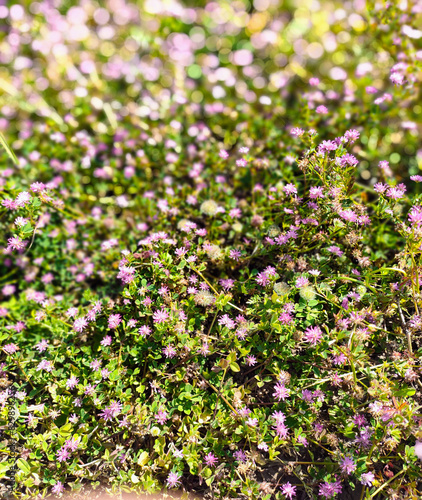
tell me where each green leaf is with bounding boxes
[137,451,149,466]
[16,459,31,474]
[59,422,72,436]
[230,362,240,372]
[109,369,120,381]
[394,387,416,397]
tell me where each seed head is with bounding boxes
[299,285,316,301]
[194,290,215,307]
[200,199,219,216]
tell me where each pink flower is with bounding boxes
[37,360,53,372]
[303,325,323,345]
[275,422,289,438]
[138,325,151,337]
[273,382,290,401]
[387,186,406,200]
[365,86,377,94]
[360,472,375,486]
[7,237,27,251]
[166,471,182,488]
[204,452,218,467]
[64,436,81,452]
[52,481,65,495]
[316,105,328,114]
[279,312,293,325]
[319,480,342,499]
[414,440,422,460]
[66,376,79,389]
[2,199,18,210]
[31,182,46,193]
[318,140,337,154]
[328,245,343,257]
[66,307,79,318]
[117,266,135,284]
[163,345,177,358]
[374,182,388,194]
[108,313,122,329]
[90,359,101,371]
[337,153,358,167]
[281,482,296,499]
[309,186,324,199]
[100,400,123,421]
[15,191,31,207]
[73,317,88,332]
[390,72,404,85]
[233,450,247,462]
[283,183,297,195]
[236,158,248,167]
[339,456,356,475]
[338,209,358,223]
[100,335,112,347]
[291,127,305,137]
[155,409,169,424]
[35,339,48,352]
[220,278,235,290]
[246,417,258,427]
[57,447,70,462]
[2,284,15,296]
[153,308,169,324]
[3,343,19,355]
[230,249,242,261]
[296,276,309,288]
[343,129,360,143]
[245,355,257,366]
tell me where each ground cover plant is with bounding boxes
[0,0,422,498]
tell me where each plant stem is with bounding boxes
[396,299,412,354]
[14,355,35,390]
[197,373,238,415]
[212,367,228,421]
[368,468,405,498]
[190,265,243,312]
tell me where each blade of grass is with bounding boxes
[0,131,18,165]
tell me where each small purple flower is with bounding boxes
[108,313,122,329]
[73,317,88,332]
[273,382,290,401]
[57,447,70,463]
[318,480,342,499]
[233,450,247,462]
[153,308,169,324]
[303,326,323,345]
[3,343,19,355]
[339,456,356,475]
[155,409,169,424]
[100,400,123,421]
[66,376,79,390]
[281,482,297,499]
[52,481,65,495]
[360,472,375,486]
[204,452,218,467]
[166,471,182,488]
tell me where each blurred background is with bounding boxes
[0,0,421,196]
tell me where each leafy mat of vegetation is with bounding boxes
[0,0,422,499]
